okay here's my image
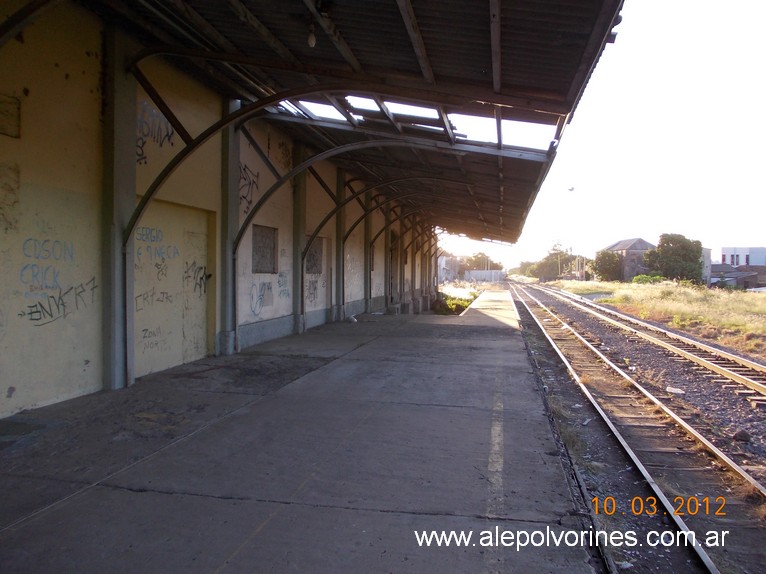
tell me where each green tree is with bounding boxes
[528,245,574,280]
[643,233,703,283]
[464,252,503,270]
[592,250,622,281]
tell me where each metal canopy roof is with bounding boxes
[90,0,624,243]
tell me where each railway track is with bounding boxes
[511,284,766,574]
[535,284,766,401]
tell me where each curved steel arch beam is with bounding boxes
[404,225,434,253]
[370,207,429,245]
[123,81,355,246]
[304,175,466,260]
[233,139,463,251]
[342,192,425,244]
[0,0,63,49]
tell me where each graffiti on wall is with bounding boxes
[19,237,75,293]
[239,162,260,215]
[136,100,176,165]
[250,281,273,317]
[183,260,211,298]
[141,325,169,353]
[306,278,318,304]
[18,276,98,326]
[135,226,180,268]
[135,226,178,283]
[135,286,174,312]
[277,271,290,299]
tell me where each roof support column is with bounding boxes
[333,167,345,321]
[383,206,391,309]
[427,229,437,308]
[217,100,240,355]
[409,222,418,313]
[292,144,307,334]
[101,25,137,390]
[364,190,372,312]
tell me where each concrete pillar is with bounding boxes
[334,168,345,321]
[217,100,240,355]
[101,26,137,390]
[292,144,307,333]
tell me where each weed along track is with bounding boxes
[511,284,766,574]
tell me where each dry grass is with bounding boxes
[551,280,766,362]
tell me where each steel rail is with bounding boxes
[511,285,723,574]
[516,285,766,499]
[534,285,766,396]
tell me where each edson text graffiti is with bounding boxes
[23,238,74,261]
[20,237,75,291]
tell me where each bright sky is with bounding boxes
[440,0,766,269]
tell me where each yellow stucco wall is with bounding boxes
[0,2,104,416]
[236,124,295,326]
[132,200,211,377]
[370,210,386,299]
[133,58,222,376]
[305,163,336,315]
[135,59,222,213]
[344,200,366,304]
[0,1,409,416]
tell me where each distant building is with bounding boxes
[602,238,655,281]
[701,248,712,285]
[438,255,461,282]
[464,269,506,282]
[721,247,766,266]
[710,264,760,289]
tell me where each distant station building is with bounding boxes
[602,238,655,281]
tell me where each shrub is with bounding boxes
[433,294,476,315]
[632,274,665,284]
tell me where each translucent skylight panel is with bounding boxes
[345,96,380,111]
[448,114,556,149]
[279,100,303,115]
[448,114,497,144]
[298,101,346,121]
[384,101,438,118]
[501,120,556,150]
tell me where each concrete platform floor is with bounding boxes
[0,290,596,573]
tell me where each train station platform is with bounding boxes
[0,289,596,573]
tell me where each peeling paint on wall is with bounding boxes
[0,161,20,232]
[0,94,21,139]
